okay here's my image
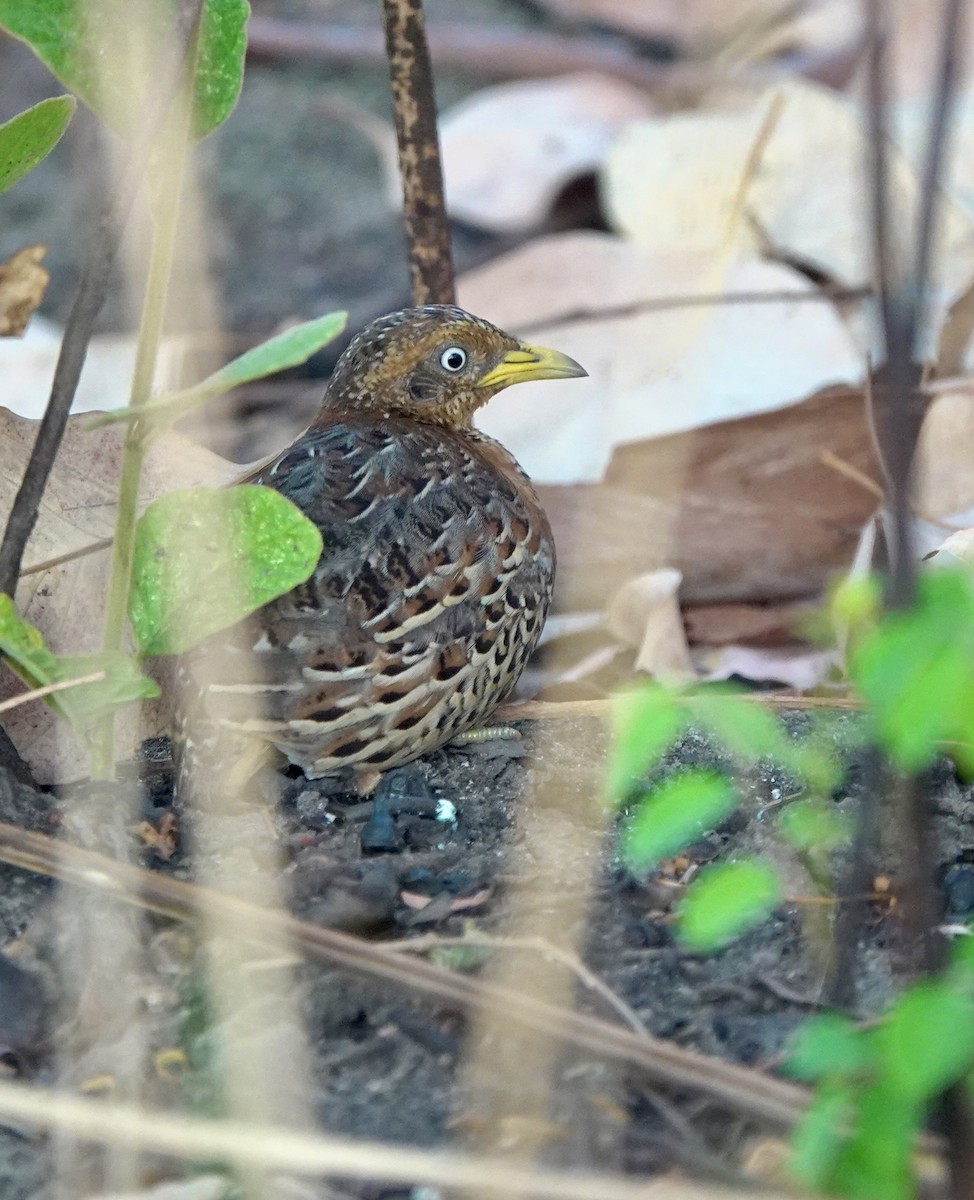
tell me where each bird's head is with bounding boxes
[320,304,587,429]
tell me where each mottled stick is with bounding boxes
[381,0,456,306]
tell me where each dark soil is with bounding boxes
[0,709,971,1198]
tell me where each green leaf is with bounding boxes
[607,685,684,800]
[778,798,850,854]
[88,310,348,430]
[684,684,787,762]
[677,860,780,952]
[0,594,158,732]
[784,1013,872,1082]
[683,685,841,795]
[831,1084,916,1200]
[624,771,737,870]
[0,96,75,195]
[129,486,323,655]
[0,0,248,140]
[830,572,883,633]
[789,1087,855,1190]
[876,981,974,1102]
[850,570,974,772]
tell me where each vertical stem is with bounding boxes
[0,0,204,598]
[89,37,199,780]
[381,0,456,306]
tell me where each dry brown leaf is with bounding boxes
[0,245,49,338]
[529,0,860,61]
[683,601,810,646]
[440,73,654,233]
[461,232,862,484]
[1,408,238,783]
[532,384,881,612]
[914,390,974,519]
[604,80,974,355]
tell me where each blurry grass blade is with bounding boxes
[0,595,158,730]
[677,860,780,952]
[0,0,248,139]
[607,685,684,800]
[0,96,75,195]
[129,486,323,655]
[624,771,737,870]
[88,310,348,429]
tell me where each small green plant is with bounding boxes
[0,3,347,776]
[611,563,974,1198]
[787,937,974,1200]
[609,679,841,950]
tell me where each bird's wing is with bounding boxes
[181,417,553,772]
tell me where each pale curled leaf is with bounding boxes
[606,569,695,682]
[441,74,654,233]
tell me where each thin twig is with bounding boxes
[0,818,813,1130]
[0,0,205,599]
[516,285,871,338]
[245,15,863,96]
[0,1078,795,1200]
[381,0,455,306]
[385,932,651,1038]
[0,671,106,716]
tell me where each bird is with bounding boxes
[176,304,586,792]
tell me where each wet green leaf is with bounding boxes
[0,0,248,139]
[0,96,75,195]
[677,859,780,952]
[130,486,323,655]
[624,771,736,870]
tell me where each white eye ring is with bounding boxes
[439,346,467,372]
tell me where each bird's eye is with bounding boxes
[439,346,467,372]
